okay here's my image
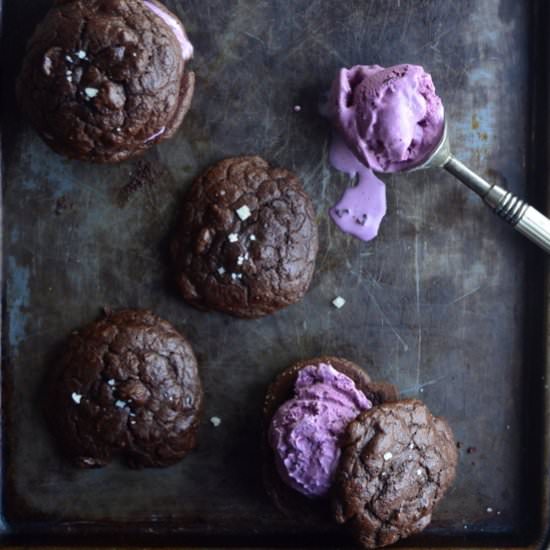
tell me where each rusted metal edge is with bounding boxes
[529,0,550,547]
[0,0,5,535]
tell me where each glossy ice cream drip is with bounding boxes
[329,133,387,241]
[327,64,444,241]
[269,363,371,498]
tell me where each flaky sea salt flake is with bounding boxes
[228,233,239,243]
[332,296,346,309]
[71,392,82,404]
[383,452,393,461]
[84,87,99,99]
[210,416,222,427]
[236,205,252,221]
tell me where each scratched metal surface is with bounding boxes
[1,0,543,546]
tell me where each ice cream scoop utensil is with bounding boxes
[411,122,550,253]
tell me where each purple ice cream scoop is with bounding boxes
[269,363,372,498]
[329,64,444,173]
[326,64,444,242]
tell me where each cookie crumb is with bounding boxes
[118,159,162,206]
[55,195,74,216]
[236,205,252,221]
[383,451,393,461]
[210,416,222,427]
[71,392,82,404]
[228,233,239,243]
[332,296,346,309]
[115,400,127,409]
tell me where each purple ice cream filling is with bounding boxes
[269,363,372,498]
[144,0,194,61]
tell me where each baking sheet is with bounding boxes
[1,0,549,547]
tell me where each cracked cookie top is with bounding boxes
[333,399,457,548]
[171,156,319,319]
[17,0,195,163]
[49,309,203,468]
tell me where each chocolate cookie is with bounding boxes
[334,400,458,548]
[171,156,319,318]
[17,0,195,163]
[262,357,398,521]
[49,309,203,468]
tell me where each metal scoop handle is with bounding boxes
[445,156,550,254]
